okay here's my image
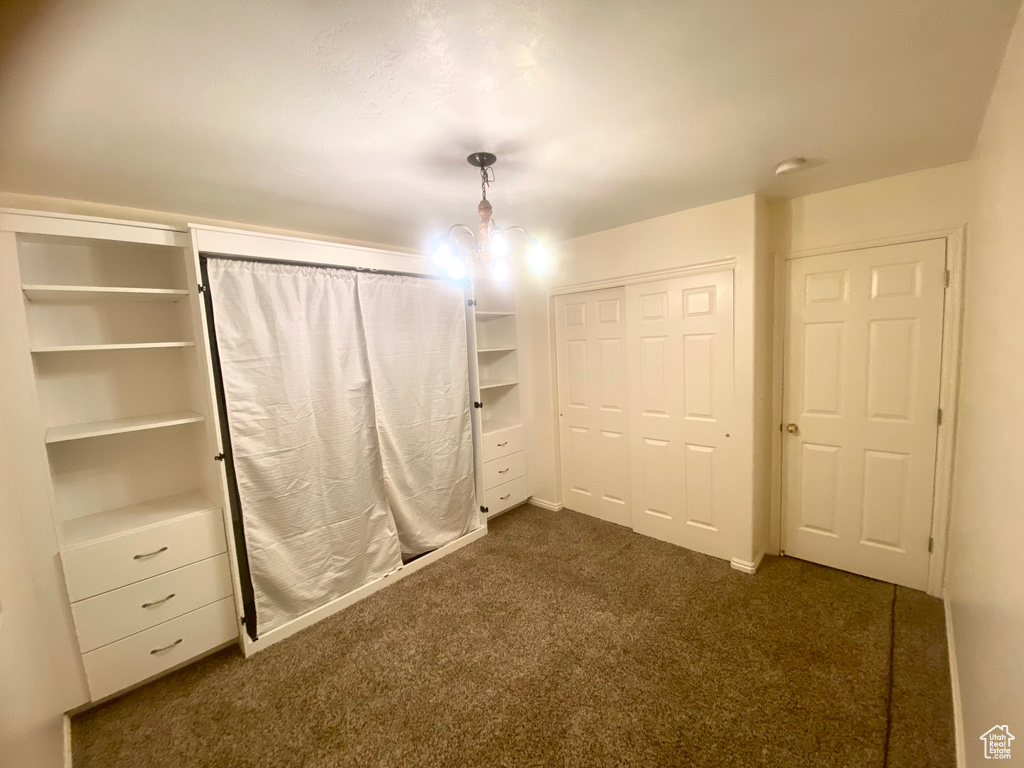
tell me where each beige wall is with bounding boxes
[946,6,1024,766]
[520,195,763,563]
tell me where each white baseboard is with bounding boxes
[528,496,563,512]
[243,525,488,656]
[944,591,966,768]
[730,550,765,575]
[63,714,72,768]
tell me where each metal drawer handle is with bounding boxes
[150,638,183,655]
[133,546,168,560]
[498,468,510,474]
[141,593,176,609]
[500,493,511,500]
[496,441,508,447]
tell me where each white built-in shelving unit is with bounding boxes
[2,219,234,703]
[473,278,529,517]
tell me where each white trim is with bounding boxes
[547,258,735,296]
[63,714,72,768]
[769,227,965,598]
[0,209,188,247]
[730,551,765,575]
[944,591,966,768]
[528,496,564,512]
[242,526,487,656]
[189,224,431,276]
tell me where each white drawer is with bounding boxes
[483,450,526,490]
[82,597,237,701]
[484,475,528,516]
[482,424,523,461]
[62,509,227,602]
[72,554,233,653]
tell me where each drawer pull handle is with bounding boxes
[500,493,511,500]
[150,638,183,655]
[133,546,168,560]
[141,593,176,609]
[498,468,510,474]
[497,441,508,447]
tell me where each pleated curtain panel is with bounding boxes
[206,258,480,636]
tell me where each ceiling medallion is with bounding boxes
[432,152,549,282]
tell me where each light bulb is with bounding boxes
[489,230,509,259]
[490,257,511,283]
[527,239,550,275]
[432,241,453,270]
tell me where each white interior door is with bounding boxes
[554,287,631,526]
[626,271,735,559]
[782,239,946,589]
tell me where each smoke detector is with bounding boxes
[775,157,808,175]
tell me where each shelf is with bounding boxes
[482,419,520,436]
[477,346,517,354]
[23,285,190,303]
[62,490,219,549]
[31,341,195,353]
[475,310,515,318]
[45,410,205,444]
[479,380,518,390]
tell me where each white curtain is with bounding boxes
[206,258,403,636]
[357,273,481,557]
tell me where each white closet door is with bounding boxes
[626,271,735,559]
[357,273,480,557]
[782,240,945,589]
[554,287,631,526]
[206,258,402,636]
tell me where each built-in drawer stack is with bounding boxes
[61,502,236,700]
[482,424,527,515]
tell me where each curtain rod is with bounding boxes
[199,251,445,281]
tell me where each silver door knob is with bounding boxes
[786,423,800,435]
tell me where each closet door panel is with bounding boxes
[626,271,735,559]
[554,287,630,527]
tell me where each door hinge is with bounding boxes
[937,407,943,426]
[473,401,483,409]
[928,537,934,553]
[214,453,225,461]
[943,269,950,288]
[480,505,489,514]
[467,299,478,307]
[198,284,208,293]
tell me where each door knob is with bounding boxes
[786,423,800,435]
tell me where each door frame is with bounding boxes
[769,227,966,597]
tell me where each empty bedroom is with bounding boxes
[1,1,1022,766]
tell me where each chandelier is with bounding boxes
[432,152,550,282]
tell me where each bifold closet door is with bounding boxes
[554,287,631,526]
[626,271,736,560]
[356,273,480,557]
[205,259,402,636]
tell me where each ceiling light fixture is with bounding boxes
[433,152,549,282]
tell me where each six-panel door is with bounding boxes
[554,287,632,526]
[782,239,945,589]
[625,271,736,559]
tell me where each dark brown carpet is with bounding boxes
[72,505,955,768]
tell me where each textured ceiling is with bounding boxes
[0,0,1019,248]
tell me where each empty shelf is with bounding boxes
[482,419,520,436]
[45,410,205,444]
[475,310,515,318]
[62,491,220,549]
[23,285,190,303]
[477,346,517,353]
[31,341,195,353]
[479,380,518,389]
